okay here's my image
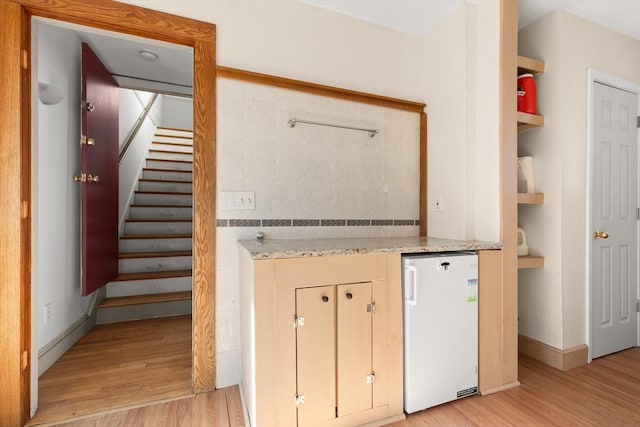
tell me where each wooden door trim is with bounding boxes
[1,1,216,423]
[218,66,428,235]
[217,66,425,113]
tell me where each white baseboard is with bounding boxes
[38,309,97,376]
[238,382,251,427]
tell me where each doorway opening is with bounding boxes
[28,17,198,424]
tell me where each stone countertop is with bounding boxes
[238,236,502,260]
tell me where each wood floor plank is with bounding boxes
[225,386,245,427]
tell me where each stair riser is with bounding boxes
[146,159,193,171]
[129,206,192,220]
[120,238,192,253]
[106,276,192,298]
[125,221,193,235]
[149,151,193,162]
[119,256,192,274]
[134,193,192,206]
[151,143,193,154]
[97,300,192,324]
[155,130,193,139]
[142,170,192,182]
[152,137,192,146]
[138,181,193,193]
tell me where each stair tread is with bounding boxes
[139,179,193,184]
[135,190,193,196]
[131,205,193,208]
[119,250,192,259]
[147,158,193,164]
[143,167,193,173]
[112,269,193,281]
[126,219,193,223]
[149,149,194,154]
[152,141,194,147]
[98,291,192,308]
[121,233,192,239]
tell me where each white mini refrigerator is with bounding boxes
[402,252,478,413]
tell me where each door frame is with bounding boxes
[0,1,216,424]
[585,68,640,362]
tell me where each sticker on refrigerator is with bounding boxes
[467,279,478,302]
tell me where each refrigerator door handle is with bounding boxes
[405,264,417,306]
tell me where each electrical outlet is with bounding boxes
[44,303,52,323]
[434,197,444,212]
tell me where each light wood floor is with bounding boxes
[27,316,193,426]
[27,316,639,427]
[393,347,640,426]
[52,347,640,427]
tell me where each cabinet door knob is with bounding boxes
[321,295,329,303]
[346,292,353,300]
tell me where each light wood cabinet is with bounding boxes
[296,282,375,425]
[239,252,404,427]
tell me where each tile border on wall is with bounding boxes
[218,218,420,227]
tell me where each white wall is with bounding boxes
[162,95,193,130]
[118,0,424,102]
[423,1,502,242]
[33,23,93,353]
[518,11,640,349]
[118,89,164,232]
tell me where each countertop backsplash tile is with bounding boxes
[215,77,421,386]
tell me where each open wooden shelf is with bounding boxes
[518,193,544,204]
[517,55,545,75]
[518,256,545,270]
[517,112,544,132]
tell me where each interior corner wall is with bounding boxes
[33,22,93,353]
[471,0,501,243]
[519,10,640,349]
[422,3,469,240]
[116,0,423,101]
[161,96,193,130]
[423,0,502,242]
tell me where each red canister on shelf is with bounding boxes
[517,73,536,114]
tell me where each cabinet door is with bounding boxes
[337,282,373,416]
[296,286,336,426]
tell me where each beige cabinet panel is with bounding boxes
[337,282,373,417]
[296,286,336,426]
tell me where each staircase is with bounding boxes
[97,127,194,324]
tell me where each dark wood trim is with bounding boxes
[192,36,217,393]
[21,3,33,423]
[0,0,217,422]
[419,113,428,237]
[0,2,27,423]
[218,66,426,113]
[12,0,214,45]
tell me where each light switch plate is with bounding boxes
[219,191,255,210]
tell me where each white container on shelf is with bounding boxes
[517,156,536,194]
[517,227,529,256]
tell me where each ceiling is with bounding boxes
[303,0,640,40]
[38,1,639,97]
[38,18,193,96]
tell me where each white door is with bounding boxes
[591,82,638,359]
